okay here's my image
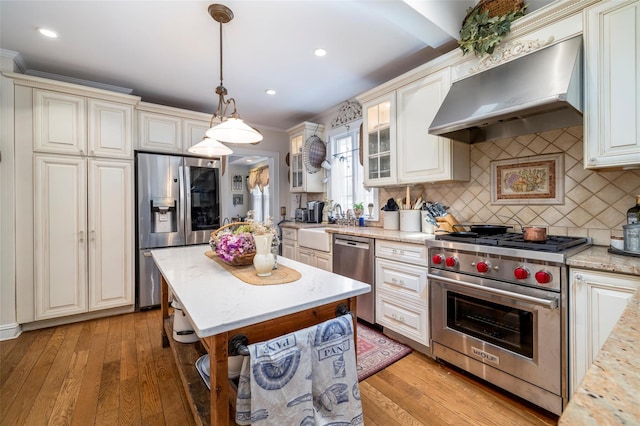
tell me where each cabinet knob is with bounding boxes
[79,230,84,242]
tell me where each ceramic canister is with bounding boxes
[400,210,421,232]
[383,211,400,230]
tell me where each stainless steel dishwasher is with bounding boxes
[332,234,375,323]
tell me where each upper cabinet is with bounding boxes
[136,102,212,155]
[397,70,469,183]
[363,93,396,186]
[88,99,133,158]
[584,0,640,169]
[359,68,469,187]
[287,121,326,193]
[34,90,133,158]
[34,90,86,155]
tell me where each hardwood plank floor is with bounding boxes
[0,310,558,425]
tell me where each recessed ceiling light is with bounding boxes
[37,27,58,39]
[314,48,327,57]
[265,89,276,96]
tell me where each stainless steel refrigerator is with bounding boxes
[136,152,220,309]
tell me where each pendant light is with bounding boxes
[204,3,263,144]
[188,137,233,156]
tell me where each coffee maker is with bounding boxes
[307,201,325,223]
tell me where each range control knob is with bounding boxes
[476,261,490,273]
[514,267,529,280]
[432,254,445,265]
[535,270,552,284]
[445,257,458,267]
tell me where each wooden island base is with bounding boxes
[161,275,358,425]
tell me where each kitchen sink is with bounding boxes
[297,227,331,252]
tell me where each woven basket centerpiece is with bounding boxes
[210,222,256,266]
[464,0,524,22]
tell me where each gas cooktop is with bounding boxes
[435,232,588,253]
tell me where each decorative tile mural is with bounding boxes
[379,126,640,245]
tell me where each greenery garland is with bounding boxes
[459,4,527,57]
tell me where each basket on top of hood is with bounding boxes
[429,35,583,144]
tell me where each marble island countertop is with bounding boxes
[151,245,370,338]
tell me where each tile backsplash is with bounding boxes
[379,126,640,246]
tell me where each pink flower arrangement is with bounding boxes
[214,231,256,263]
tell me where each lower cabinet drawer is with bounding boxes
[376,258,427,304]
[376,292,429,346]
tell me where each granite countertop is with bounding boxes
[280,221,436,245]
[559,289,640,424]
[151,245,370,338]
[566,245,640,276]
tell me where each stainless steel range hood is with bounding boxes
[429,36,583,144]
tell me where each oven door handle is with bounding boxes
[431,274,558,309]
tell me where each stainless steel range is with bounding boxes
[426,233,591,415]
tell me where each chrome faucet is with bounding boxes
[334,203,343,218]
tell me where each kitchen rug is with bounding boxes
[356,322,412,381]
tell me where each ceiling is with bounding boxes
[0,0,553,132]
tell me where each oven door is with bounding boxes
[430,270,561,395]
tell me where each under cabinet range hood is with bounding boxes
[429,36,583,144]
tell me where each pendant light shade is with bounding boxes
[188,137,234,156]
[205,117,263,143]
[205,4,263,145]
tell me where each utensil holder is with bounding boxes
[421,211,435,234]
[383,211,399,230]
[400,210,421,232]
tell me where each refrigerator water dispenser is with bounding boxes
[151,198,177,233]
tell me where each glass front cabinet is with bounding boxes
[287,121,325,193]
[362,93,396,186]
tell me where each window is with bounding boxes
[328,124,378,220]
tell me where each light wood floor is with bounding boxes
[1,309,558,425]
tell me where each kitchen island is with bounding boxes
[151,244,371,425]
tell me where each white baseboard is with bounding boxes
[0,322,22,341]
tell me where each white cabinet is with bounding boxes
[397,71,469,183]
[88,99,133,158]
[297,247,333,272]
[375,239,428,266]
[34,90,133,158]
[287,122,325,193]
[375,258,429,346]
[281,228,297,260]
[584,0,640,169]
[363,94,396,186]
[137,110,182,153]
[87,159,134,310]
[34,154,134,320]
[34,90,86,155]
[569,268,640,395]
[136,102,214,155]
[360,68,469,187]
[183,119,210,153]
[375,240,429,346]
[34,155,88,318]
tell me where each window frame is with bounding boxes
[326,121,379,221]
